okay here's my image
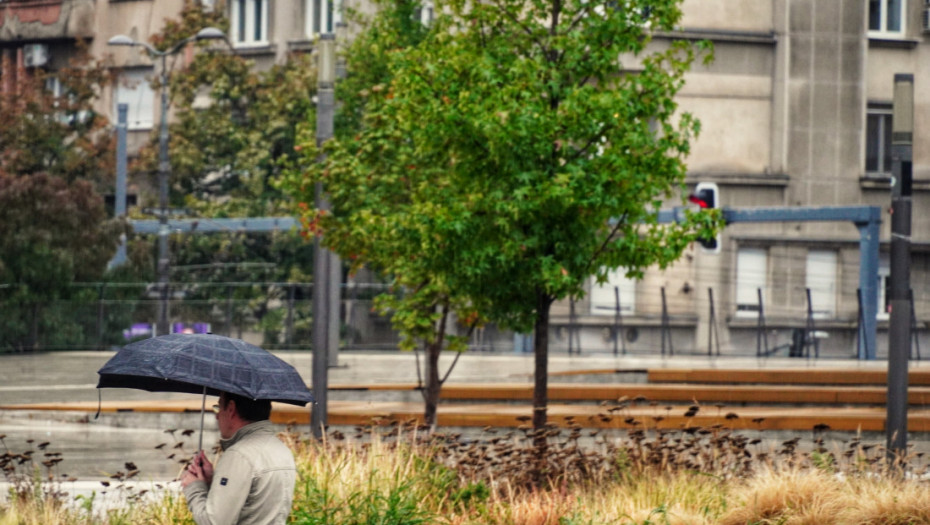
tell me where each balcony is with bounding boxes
[0,0,95,42]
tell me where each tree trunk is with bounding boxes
[424,339,441,428]
[422,304,450,429]
[532,290,552,449]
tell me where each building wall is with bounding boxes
[559,0,930,359]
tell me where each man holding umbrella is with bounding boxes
[97,334,314,525]
[180,391,297,525]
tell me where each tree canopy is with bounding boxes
[288,0,720,433]
[0,45,114,187]
[0,48,121,351]
[127,1,320,345]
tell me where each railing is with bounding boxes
[1,282,923,358]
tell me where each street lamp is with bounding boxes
[108,27,227,336]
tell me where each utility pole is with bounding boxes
[311,34,338,439]
[887,73,913,463]
[109,104,129,269]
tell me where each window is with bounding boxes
[736,248,767,318]
[869,0,905,37]
[114,69,155,130]
[415,1,434,26]
[46,75,92,126]
[805,250,836,319]
[589,268,635,315]
[231,0,268,46]
[866,105,892,176]
[306,0,341,37]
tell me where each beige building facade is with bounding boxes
[554,0,930,359]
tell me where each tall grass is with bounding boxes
[4,422,930,524]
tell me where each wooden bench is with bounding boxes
[330,382,930,406]
[647,368,930,386]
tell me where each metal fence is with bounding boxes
[1,282,349,352]
[3,282,920,358]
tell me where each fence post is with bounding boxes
[708,287,720,356]
[286,283,295,348]
[661,287,672,356]
[613,286,625,356]
[225,286,233,337]
[756,288,768,356]
[97,283,107,348]
[804,287,818,358]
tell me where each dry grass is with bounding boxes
[5,415,930,524]
[718,466,930,525]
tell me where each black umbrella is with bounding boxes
[97,333,313,450]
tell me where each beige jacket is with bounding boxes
[183,420,297,525]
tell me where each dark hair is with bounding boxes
[223,392,272,422]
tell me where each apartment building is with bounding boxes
[0,0,344,151]
[1,0,925,358]
[553,0,930,359]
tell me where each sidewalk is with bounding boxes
[3,351,927,435]
[0,349,903,405]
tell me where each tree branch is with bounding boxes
[440,315,479,385]
[565,122,613,165]
[489,0,549,57]
[586,211,628,275]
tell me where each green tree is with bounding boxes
[290,0,475,427]
[286,0,720,433]
[130,0,316,213]
[0,44,115,187]
[0,174,121,350]
[130,2,320,344]
[335,0,429,139]
[0,48,121,351]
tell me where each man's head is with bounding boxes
[215,392,272,438]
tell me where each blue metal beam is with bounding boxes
[655,205,882,360]
[129,217,299,234]
[725,206,882,360]
[722,206,881,225]
[129,205,883,359]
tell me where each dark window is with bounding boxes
[869,0,904,34]
[866,107,892,175]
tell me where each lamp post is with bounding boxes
[311,33,338,439]
[108,28,227,336]
[887,73,914,463]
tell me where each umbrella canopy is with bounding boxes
[97,333,313,406]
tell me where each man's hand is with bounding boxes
[180,451,215,488]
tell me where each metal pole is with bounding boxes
[568,298,575,355]
[286,283,295,348]
[108,104,129,268]
[887,73,913,463]
[156,55,171,337]
[311,34,337,438]
[857,215,881,359]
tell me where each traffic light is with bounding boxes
[688,182,720,253]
